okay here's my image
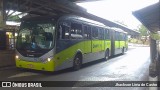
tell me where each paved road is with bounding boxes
[0,47,150,90]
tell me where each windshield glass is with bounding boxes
[17,22,55,50]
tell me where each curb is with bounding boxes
[0,65,15,70]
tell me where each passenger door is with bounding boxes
[91,27,101,53]
[83,25,91,54]
[98,28,105,51]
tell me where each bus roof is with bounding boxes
[21,14,127,33]
[59,15,110,29]
[111,27,127,34]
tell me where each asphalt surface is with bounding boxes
[0,46,150,90]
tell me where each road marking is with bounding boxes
[8,72,39,78]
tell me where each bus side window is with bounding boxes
[98,28,104,40]
[57,26,61,39]
[125,34,128,40]
[105,29,109,40]
[117,32,120,41]
[83,25,91,39]
[88,26,91,39]
[122,33,124,40]
[92,27,98,39]
[59,25,70,39]
[115,32,118,40]
[119,33,123,41]
[123,34,127,40]
[70,23,83,39]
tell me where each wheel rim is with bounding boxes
[75,57,80,66]
[122,48,124,54]
[74,56,81,70]
[105,51,109,59]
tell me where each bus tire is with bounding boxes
[73,54,82,70]
[122,47,125,55]
[105,49,109,60]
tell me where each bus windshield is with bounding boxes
[16,22,55,51]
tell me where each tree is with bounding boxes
[137,24,149,44]
[138,25,148,36]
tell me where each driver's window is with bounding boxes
[58,21,70,40]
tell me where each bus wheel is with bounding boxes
[73,55,82,70]
[122,47,125,55]
[105,50,109,60]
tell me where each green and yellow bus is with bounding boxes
[15,15,128,71]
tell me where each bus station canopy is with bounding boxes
[5,0,139,35]
[133,2,160,32]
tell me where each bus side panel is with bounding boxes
[115,41,120,54]
[111,30,115,56]
[84,40,92,54]
[102,40,105,51]
[125,35,128,51]
[92,40,102,53]
[115,32,123,55]
[125,40,128,51]
[120,33,128,52]
[54,40,84,71]
[120,41,125,48]
[104,40,111,51]
[99,39,106,58]
[83,40,104,64]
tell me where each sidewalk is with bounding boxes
[128,43,149,47]
[0,50,15,68]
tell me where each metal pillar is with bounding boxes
[149,36,158,77]
[150,37,157,61]
[0,0,5,29]
[149,37,158,90]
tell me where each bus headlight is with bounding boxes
[16,55,19,59]
[42,57,53,63]
[47,58,51,62]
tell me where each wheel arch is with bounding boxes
[73,49,83,63]
[106,48,110,57]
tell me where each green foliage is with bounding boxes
[128,38,142,44]
[136,24,149,44]
[137,25,160,40]
[137,25,148,36]
[150,33,160,40]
